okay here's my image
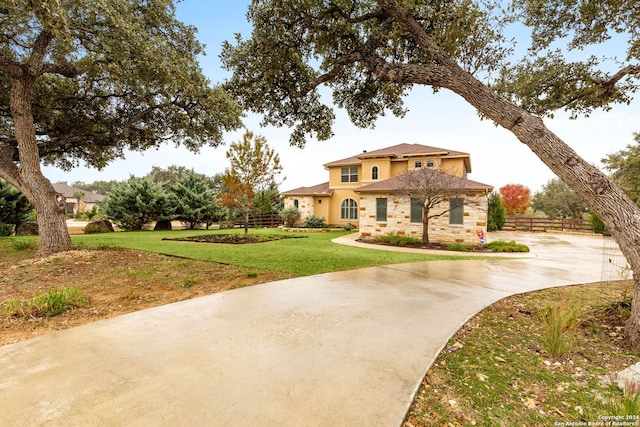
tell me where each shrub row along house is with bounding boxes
[282,143,493,244]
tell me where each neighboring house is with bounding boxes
[52,183,107,215]
[282,143,493,244]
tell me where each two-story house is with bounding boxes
[282,143,493,244]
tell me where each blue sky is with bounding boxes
[43,0,640,193]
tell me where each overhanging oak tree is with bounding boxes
[0,0,241,256]
[221,0,640,347]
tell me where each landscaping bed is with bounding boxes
[163,233,307,244]
[360,236,530,252]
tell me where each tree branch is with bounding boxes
[28,29,55,76]
[601,64,640,96]
[298,53,362,96]
[0,56,23,77]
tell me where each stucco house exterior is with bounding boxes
[282,143,493,244]
[52,183,107,215]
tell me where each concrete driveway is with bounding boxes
[0,231,619,426]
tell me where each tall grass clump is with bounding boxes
[540,302,580,356]
[3,287,88,318]
[598,381,640,417]
[11,239,36,251]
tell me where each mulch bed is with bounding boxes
[357,239,492,252]
[164,234,307,244]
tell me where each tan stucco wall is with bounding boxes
[359,159,392,184]
[358,192,489,244]
[328,165,361,188]
[314,197,330,221]
[440,158,466,177]
[328,189,360,225]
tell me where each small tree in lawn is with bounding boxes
[103,176,173,231]
[397,168,468,245]
[171,172,224,230]
[488,191,506,231]
[221,131,283,234]
[499,184,531,217]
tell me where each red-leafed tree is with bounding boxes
[499,184,531,216]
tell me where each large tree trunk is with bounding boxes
[377,0,640,347]
[7,74,74,257]
[451,71,640,347]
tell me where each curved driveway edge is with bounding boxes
[0,232,619,426]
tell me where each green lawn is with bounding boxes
[69,228,476,276]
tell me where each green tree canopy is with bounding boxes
[532,178,588,218]
[253,181,284,215]
[487,191,506,231]
[602,133,640,204]
[171,171,227,229]
[0,179,32,235]
[72,180,120,196]
[102,176,173,230]
[0,0,241,255]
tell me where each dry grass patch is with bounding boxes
[405,280,639,426]
[0,246,291,346]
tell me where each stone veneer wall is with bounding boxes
[358,192,489,244]
[283,196,315,226]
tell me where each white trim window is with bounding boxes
[341,167,358,183]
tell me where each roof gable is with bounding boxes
[355,169,492,193]
[52,183,107,202]
[282,182,331,196]
[323,143,471,168]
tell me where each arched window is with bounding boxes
[293,199,299,209]
[340,198,358,220]
[371,166,379,180]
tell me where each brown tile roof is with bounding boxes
[52,183,107,203]
[282,182,332,196]
[323,143,470,167]
[355,169,492,193]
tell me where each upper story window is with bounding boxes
[426,160,435,168]
[293,199,299,209]
[371,166,379,180]
[414,161,422,168]
[341,167,358,183]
